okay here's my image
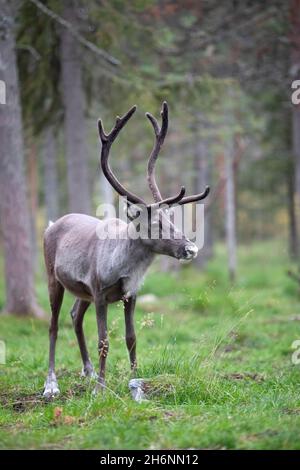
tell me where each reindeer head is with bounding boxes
[98,102,210,260]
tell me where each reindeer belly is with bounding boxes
[55,265,93,302]
[103,279,124,304]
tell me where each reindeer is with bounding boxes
[43,102,210,397]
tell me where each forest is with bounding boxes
[0,0,300,451]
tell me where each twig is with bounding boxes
[17,44,41,61]
[28,0,120,67]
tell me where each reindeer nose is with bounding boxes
[184,244,198,259]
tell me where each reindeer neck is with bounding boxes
[113,229,155,297]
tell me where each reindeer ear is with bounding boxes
[123,201,142,221]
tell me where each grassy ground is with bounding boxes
[0,241,300,449]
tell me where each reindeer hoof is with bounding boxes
[81,366,97,380]
[43,383,60,399]
[92,380,106,395]
[43,374,60,398]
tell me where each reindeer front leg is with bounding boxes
[124,295,137,373]
[94,301,109,392]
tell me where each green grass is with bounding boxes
[1,241,300,449]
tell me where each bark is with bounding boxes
[287,157,298,258]
[159,143,181,273]
[193,134,213,268]
[290,0,300,258]
[292,104,300,258]
[224,136,237,283]
[60,1,91,214]
[0,1,44,317]
[43,126,59,221]
[27,135,38,269]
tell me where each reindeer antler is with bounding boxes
[146,101,210,207]
[98,106,146,205]
[177,186,210,205]
[98,103,209,208]
[146,101,170,202]
[98,105,185,207]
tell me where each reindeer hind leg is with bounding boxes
[43,278,64,398]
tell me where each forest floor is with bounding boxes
[0,241,300,450]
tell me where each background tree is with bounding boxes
[0,0,294,297]
[59,1,91,214]
[42,125,59,221]
[0,0,43,317]
[290,0,300,258]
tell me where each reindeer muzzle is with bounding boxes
[181,244,198,260]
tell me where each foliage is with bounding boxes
[17,0,62,133]
[12,0,292,237]
[1,241,300,449]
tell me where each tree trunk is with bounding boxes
[0,1,44,317]
[287,157,298,258]
[292,102,300,258]
[60,1,91,214]
[100,171,114,206]
[224,136,237,282]
[290,0,300,258]
[160,143,181,273]
[193,134,213,268]
[27,134,38,269]
[43,126,59,221]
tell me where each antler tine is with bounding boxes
[98,106,146,205]
[98,105,137,143]
[177,186,210,206]
[157,186,186,207]
[146,101,169,202]
[97,119,108,142]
